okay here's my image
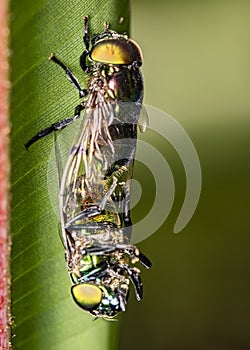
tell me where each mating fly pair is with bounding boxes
[25,16,151,319]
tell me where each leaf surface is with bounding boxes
[10,0,129,348]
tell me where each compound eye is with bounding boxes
[71,283,102,311]
[90,39,142,65]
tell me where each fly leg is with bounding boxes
[116,291,127,312]
[80,16,90,72]
[26,47,88,149]
[117,263,143,300]
[104,162,130,205]
[64,228,77,269]
[49,53,87,98]
[99,177,118,211]
[25,104,85,149]
[80,16,112,71]
[65,205,102,228]
[119,182,132,227]
[116,244,152,269]
[116,181,132,241]
[83,16,90,51]
[91,21,112,46]
[84,244,152,269]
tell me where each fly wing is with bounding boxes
[47,117,82,239]
[55,93,142,249]
[59,96,119,240]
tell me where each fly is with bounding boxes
[25,16,151,319]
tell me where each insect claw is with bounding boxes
[48,52,55,61]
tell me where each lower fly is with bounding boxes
[25,16,151,318]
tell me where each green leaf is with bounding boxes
[10,0,129,349]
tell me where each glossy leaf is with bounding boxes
[10,0,129,349]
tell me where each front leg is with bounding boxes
[80,16,90,72]
[49,53,87,98]
[79,51,90,72]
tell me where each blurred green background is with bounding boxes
[119,1,250,349]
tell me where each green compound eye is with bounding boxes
[71,283,102,311]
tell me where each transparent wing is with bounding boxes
[47,117,82,223]
[138,105,149,133]
[47,95,143,248]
